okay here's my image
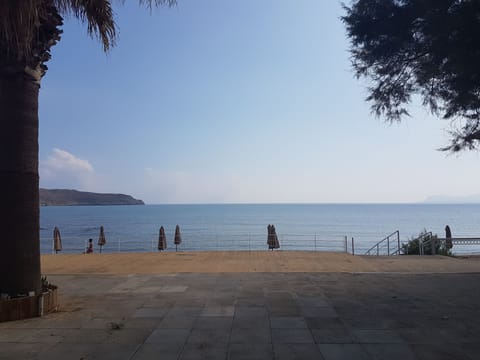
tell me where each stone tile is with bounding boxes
[301,306,338,318]
[0,342,55,360]
[297,297,330,307]
[233,316,271,330]
[268,307,302,317]
[235,296,267,306]
[145,328,190,344]
[187,328,230,346]
[133,342,184,360]
[86,343,140,360]
[173,298,207,307]
[0,329,28,342]
[235,306,269,318]
[270,317,307,329]
[122,317,161,330]
[228,343,274,360]
[168,306,204,317]
[462,343,480,359]
[200,306,235,317]
[318,343,370,360]
[60,328,111,343]
[3,272,480,360]
[352,329,404,344]
[230,326,272,344]
[193,316,233,329]
[159,285,188,293]
[363,343,417,360]
[133,308,168,318]
[274,343,324,360]
[158,315,196,329]
[272,329,315,344]
[341,313,396,330]
[410,343,473,360]
[312,326,354,344]
[36,343,95,360]
[105,328,153,344]
[304,316,344,329]
[179,343,228,360]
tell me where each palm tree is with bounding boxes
[0,0,175,297]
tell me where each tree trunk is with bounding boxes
[0,67,41,296]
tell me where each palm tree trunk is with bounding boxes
[0,67,41,296]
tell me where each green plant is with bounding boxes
[402,230,452,256]
[41,276,57,293]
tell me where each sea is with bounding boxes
[40,204,480,255]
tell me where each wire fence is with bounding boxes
[41,231,480,256]
[41,233,353,255]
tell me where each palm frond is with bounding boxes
[0,0,176,61]
[137,0,177,9]
[54,0,116,51]
[0,0,43,58]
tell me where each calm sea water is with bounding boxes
[40,204,480,255]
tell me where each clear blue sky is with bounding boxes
[38,0,480,204]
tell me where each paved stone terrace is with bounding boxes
[1,272,480,359]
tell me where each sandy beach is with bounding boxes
[41,251,480,274]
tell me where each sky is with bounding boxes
[38,0,480,204]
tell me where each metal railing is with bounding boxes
[41,233,351,254]
[364,230,400,256]
[417,231,433,255]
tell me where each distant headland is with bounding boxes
[40,189,145,206]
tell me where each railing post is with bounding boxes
[387,236,390,256]
[352,237,355,255]
[314,234,317,251]
[376,244,379,256]
[397,231,400,255]
[344,236,348,253]
[248,233,251,252]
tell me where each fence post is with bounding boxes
[387,236,390,256]
[314,233,317,251]
[397,231,400,255]
[118,238,120,253]
[344,236,348,253]
[352,237,355,255]
[248,233,251,252]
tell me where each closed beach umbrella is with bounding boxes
[272,225,280,250]
[267,224,275,250]
[158,226,167,251]
[445,225,453,249]
[98,226,106,253]
[53,226,62,254]
[174,225,182,252]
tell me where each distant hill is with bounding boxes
[40,189,145,206]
